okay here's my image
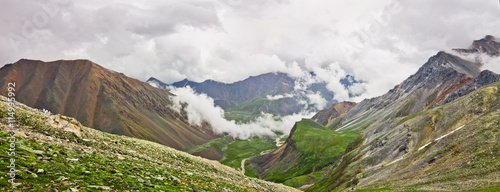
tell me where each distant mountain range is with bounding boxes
[0,59,215,151]
[246,35,500,191]
[147,72,360,122]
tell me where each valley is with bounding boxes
[1,0,500,191]
[0,35,499,191]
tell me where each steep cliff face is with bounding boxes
[0,59,215,151]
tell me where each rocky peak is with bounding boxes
[453,35,500,56]
[146,77,168,89]
[422,51,481,77]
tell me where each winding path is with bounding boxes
[241,159,247,174]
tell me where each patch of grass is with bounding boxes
[465,187,500,192]
[221,138,277,169]
[187,136,232,154]
[0,131,244,191]
[244,163,260,178]
[327,116,344,129]
[283,175,319,188]
[396,99,416,117]
[350,187,394,192]
[425,91,439,106]
[397,111,424,126]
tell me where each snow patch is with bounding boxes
[148,81,159,88]
[418,125,465,151]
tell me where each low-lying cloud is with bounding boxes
[1,0,499,103]
[266,93,294,101]
[169,86,315,139]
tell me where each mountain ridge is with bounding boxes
[0,59,215,151]
[305,35,500,191]
[147,72,340,120]
[247,35,500,191]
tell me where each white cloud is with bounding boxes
[450,49,500,75]
[266,93,294,101]
[305,92,328,110]
[481,56,500,74]
[1,0,499,102]
[169,86,314,139]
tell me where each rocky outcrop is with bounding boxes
[453,35,500,56]
[445,70,500,103]
[312,101,357,126]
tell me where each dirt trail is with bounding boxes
[241,159,247,174]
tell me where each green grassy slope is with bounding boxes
[221,138,277,170]
[0,96,299,192]
[248,119,359,188]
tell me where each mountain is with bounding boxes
[245,101,357,189]
[0,59,215,151]
[246,119,359,189]
[312,101,357,127]
[305,36,500,191]
[0,95,298,192]
[309,80,500,192]
[453,35,500,56]
[150,73,299,104]
[248,35,500,191]
[147,72,346,121]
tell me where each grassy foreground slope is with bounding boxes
[0,96,299,192]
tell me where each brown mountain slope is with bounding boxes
[312,101,357,127]
[0,59,215,150]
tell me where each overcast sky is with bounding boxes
[1,0,499,101]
